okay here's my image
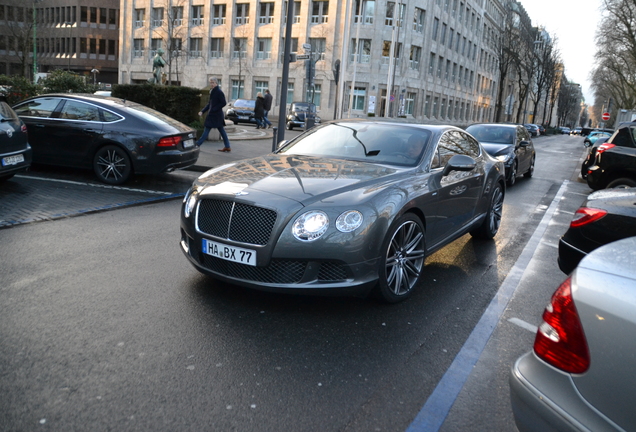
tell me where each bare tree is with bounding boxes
[4,2,38,79]
[531,34,559,126]
[493,5,518,122]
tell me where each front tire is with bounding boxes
[287,122,293,130]
[470,183,504,240]
[93,145,132,185]
[375,214,426,303]
[606,177,636,189]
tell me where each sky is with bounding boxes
[520,0,604,105]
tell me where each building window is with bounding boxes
[351,86,366,111]
[283,1,301,24]
[286,82,294,104]
[279,37,298,62]
[259,2,275,24]
[189,38,202,57]
[99,7,107,24]
[80,6,87,23]
[210,38,224,58]
[170,38,182,55]
[232,38,247,58]
[350,39,371,63]
[409,46,421,70]
[413,7,424,32]
[432,17,439,40]
[171,6,183,26]
[90,7,97,23]
[134,9,145,27]
[231,80,245,100]
[405,92,415,115]
[440,23,447,45]
[384,2,404,27]
[235,3,249,25]
[433,97,439,118]
[310,38,326,56]
[255,80,268,96]
[445,60,450,80]
[256,38,272,60]
[213,5,226,25]
[353,0,374,24]
[133,38,144,57]
[440,98,446,119]
[150,38,162,56]
[428,52,435,75]
[191,5,204,26]
[437,55,443,78]
[424,94,431,117]
[108,9,117,26]
[381,40,401,66]
[152,8,164,27]
[309,83,321,107]
[311,1,328,24]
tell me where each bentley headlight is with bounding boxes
[292,210,329,241]
[336,210,363,232]
[184,188,198,218]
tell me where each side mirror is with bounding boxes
[519,140,530,148]
[442,154,476,177]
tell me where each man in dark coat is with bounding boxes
[254,92,266,129]
[197,78,231,151]
[263,89,273,128]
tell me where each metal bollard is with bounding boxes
[271,127,278,152]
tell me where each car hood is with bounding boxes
[230,107,254,114]
[194,153,403,206]
[479,142,513,156]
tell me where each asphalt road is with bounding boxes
[0,132,592,432]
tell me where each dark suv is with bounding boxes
[0,95,31,182]
[224,99,256,125]
[586,122,636,190]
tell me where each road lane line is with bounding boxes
[508,317,539,333]
[405,180,569,432]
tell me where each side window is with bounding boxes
[458,131,480,157]
[60,100,101,121]
[517,126,529,142]
[437,131,461,167]
[609,128,635,148]
[0,101,18,120]
[101,109,123,122]
[14,98,63,118]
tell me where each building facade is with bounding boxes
[119,0,506,123]
[0,1,120,84]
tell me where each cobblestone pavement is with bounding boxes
[0,174,183,229]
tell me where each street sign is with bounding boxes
[296,54,311,60]
[602,112,611,121]
[302,43,312,50]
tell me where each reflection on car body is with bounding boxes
[180,120,506,303]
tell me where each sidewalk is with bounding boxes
[189,121,279,172]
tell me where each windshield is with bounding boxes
[278,122,432,167]
[466,125,515,144]
[234,100,255,109]
[291,103,314,113]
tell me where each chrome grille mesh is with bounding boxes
[197,199,277,246]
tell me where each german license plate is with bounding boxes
[2,154,24,166]
[202,239,257,266]
[239,116,249,120]
[183,139,194,148]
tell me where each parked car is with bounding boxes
[557,188,636,274]
[0,95,32,182]
[510,236,636,432]
[466,123,535,187]
[536,125,546,135]
[580,136,609,179]
[180,121,506,303]
[523,124,539,137]
[570,127,582,135]
[586,122,636,190]
[559,126,571,134]
[224,99,257,125]
[286,102,321,130]
[13,94,199,185]
[583,130,612,147]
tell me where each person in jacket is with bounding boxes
[263,89,273,128]
[254,92,266,129]
[197,78,231,152]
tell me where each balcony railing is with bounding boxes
[191,18,203,26]
[134,20,145,28]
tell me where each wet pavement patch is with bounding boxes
[0,175,183,228]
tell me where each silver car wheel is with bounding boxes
[93,145,132,185]
[377,214,426,302]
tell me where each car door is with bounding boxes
[13,97,65,164]
[51,99,104,168]
[425,130,485,248]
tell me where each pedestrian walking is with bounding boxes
[197,77,231,152]
[263,89,273,128]
[254,92,266,129]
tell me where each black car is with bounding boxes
[466,123,535,186]
[558,188,636,274]
[586,122,636,190]
[523,124,539,137]
[13,94,199,185]
[180,121,505,303]
[0,96,32,182]
[580,136,610,179]
[224,99,257,125]
[286,102,321,130]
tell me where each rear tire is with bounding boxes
[507,160,517,187]
[524,156,535,178]
[606,177,636,189]
[470,183,504,240]
[375,214,426,303]
[93,145,132,185]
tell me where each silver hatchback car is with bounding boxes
[510,236,636,431]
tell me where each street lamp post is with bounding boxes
[91,68,99,85]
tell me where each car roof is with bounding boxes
[468,123,519,129]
